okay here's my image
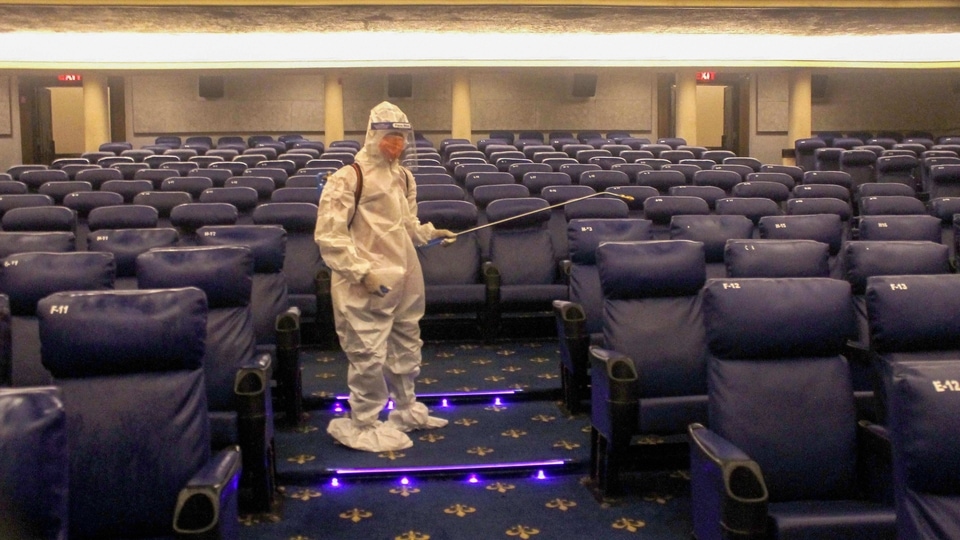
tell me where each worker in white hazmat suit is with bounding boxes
[314,101,456,452]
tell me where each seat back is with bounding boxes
[703,277,857,502]
[567,218,653,334]
[136,246,255,413]
[858,215,941,243]
[0,251,115,386]
[886,359,960,539]
[725,239,830,278]
[39,287,213,538]
[0,386,67,539]
[87,228,180,287]
[252,203,322,318]
[0,231,75,258]
[596,240,708,426]
[196,225,288,349]
[669,214,754,277]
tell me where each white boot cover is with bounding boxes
[327,418,413,452]
[387,402,449,432]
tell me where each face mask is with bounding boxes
[378,134,406,161]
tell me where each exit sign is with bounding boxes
[57,74,82,82]
[696,71,716,82]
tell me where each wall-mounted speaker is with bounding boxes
[198,76,224,99]
[572,74,597,98]
[387,74,413,98]
[811,75,828,102]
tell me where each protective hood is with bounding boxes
[356,101,417,173]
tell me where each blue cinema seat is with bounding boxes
[883,359,960,539]
[669,214,755,277]
[0,251,115,387]
[689,278,895,540]
[136,246,277,514]
[724,239,830,278]
[552,218,653,414]
[196,225,302,425]
[0,386,68,538]
[589,239,708,496]
[484,197,568,336]
[38,287,241,538]
[415,199,496,340]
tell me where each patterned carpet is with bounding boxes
[243,338,695,539]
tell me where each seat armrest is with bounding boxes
[174,445,242,538]
[275,307,303,425]
[554,299,589,413]
[558,259,571,285]
[482,261,500,302]
[234,353,277,513]
[314,266,337,349]
[857,420,893,504]
[589,346,638,443]
[481,261,501,341]
[688,423,769,540]
[553,300,588,373]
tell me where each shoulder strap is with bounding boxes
[348,163,363,229]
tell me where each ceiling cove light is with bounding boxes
[0,31,957,69]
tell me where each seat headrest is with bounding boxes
[62,191,125,216]
[785,197,852,221]
[715,197,781,225]
[416,200,479,231]
[472,184,529,208]
[929,197,960,223]
[840,149,877,166]
[137,246,253,308]
[87,228,180,278]
[759,213,844,255]
[196,225,286,273]
[857,215,941,243]
[39,288,207,378]
[1,206,76,232]
[540,185,594,205]
[843,241,949,295]
[88,204,159,231]
[131,191,192,217]
[170,203,238,231]
[793,183,850,202]
[644,196,710,225]
[803,170,852,189]
[731,181,790,202]
[704,278,853,359]
[606,185,658,210]
[670,214,754,263]
[877,154,919,171]
[251,202,318,232]
[597,240,705,299]
[486,197,550,228]
[668,185,726,208]
[725,239,830,278]
[0,232,75,258]
[867,274,960,352]
[859,195,926,216]
[567,218,652,264]
[563,197,629,221]
[0,252,115,315]
[887,360,960,495]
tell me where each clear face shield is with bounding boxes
[370,121,418,172]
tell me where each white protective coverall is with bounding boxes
[314,102,454,452]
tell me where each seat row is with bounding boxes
[566,237,960,538]
[0,240,304,520]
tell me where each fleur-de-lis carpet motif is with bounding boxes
[244,340,693,539]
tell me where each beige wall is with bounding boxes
[811,70,960,134]
[50,87,85,156]
[21,66,946,168]
[0,75,20,170]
